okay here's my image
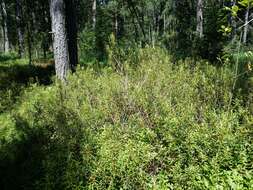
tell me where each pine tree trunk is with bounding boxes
[127,0,146,41]
[26,21,32,65]
[0,22,3,51]
[42,1,50,59]
[16,0,24,58]
[196,0,204,38]
[163,13,166,34]
[50,0,69,81]
[1,0,9,53]
[230,0,236,42]
[243,3,250,44]
[66,0,78,72]
[115,13,118,38]
[92,0,96,30]
[25,0,33,65]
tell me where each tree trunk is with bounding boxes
[132,16,139,42]
[196,0,204,38]
[26,21,32,65]
[16,0,25,58]
[92,0,96,30]
[115,13,118,38]
[230,0,236,42]
[163,13,166,34]
[25,0,33,65]
[243,2,250,44]
[126,0,146,41]
[66,0,78,72]
[0,22,3,51]
[1,0,9,53]
[50,0,69,81]
[41,1,50,59]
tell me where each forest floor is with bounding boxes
[0,55,54,113]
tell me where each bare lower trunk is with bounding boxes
[196,0,203,38]
[50,0,69,81]
[92,0,96,30]
[66,0,78,72]
[115,13,118,38]
[132,16,139,42]
[163,13,166,34]
[16,0,24,58]
[42,2,50,59]
[26,21,32,65]
[231,0,236,42]
[152,4,156,46]
[243,3,250,44]
[1,0,9,53]
[0,24,3,51]
[24,0,33,64]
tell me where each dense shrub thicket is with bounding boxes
[0,48,253,189]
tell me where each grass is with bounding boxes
[0,48,253,189]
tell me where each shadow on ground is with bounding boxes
[0,58,55,113]
[0,117,46,190]
[0,57,57,189]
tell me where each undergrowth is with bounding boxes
[0,54,54,113]
[0,48,253,189]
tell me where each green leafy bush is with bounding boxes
[79,28,97,64]
[1,48,253,189]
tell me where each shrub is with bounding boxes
[1,47,253,189]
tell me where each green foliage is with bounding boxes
[1,48,253,189]
[238,0,253,7]
[79,28,97,64]
[0,54,54,113]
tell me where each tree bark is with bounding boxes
[1,0,9,53]
[92,0,96,30]
[196,0,204,38]
[0,21,3,51]
[243,2,250,44]
[24,0,33,65]
[230,0,236,42]
[115,13,118,38]
[26,20,32,65]
[42,1,51,59]
[16,0,25,58]
[66,0,78,72]
[50,0,69,81]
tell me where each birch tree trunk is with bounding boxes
[1,0,9,53]
[196,0,204,38]
[16,0,24,58]
[50,0,69,81]
[243,2,250,44]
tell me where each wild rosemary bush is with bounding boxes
[1,48,253,189]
